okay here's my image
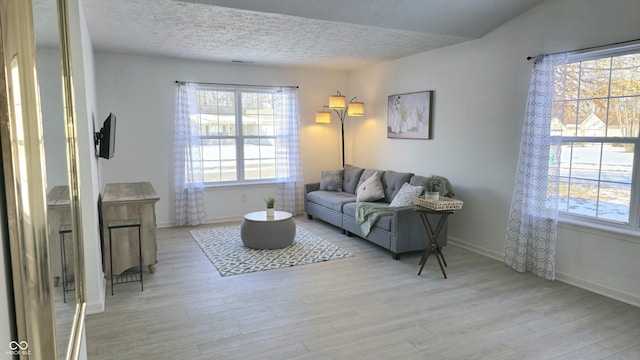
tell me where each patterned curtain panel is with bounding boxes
[274,87,305,214]
[504,53,568,280]
[174,82,207,226]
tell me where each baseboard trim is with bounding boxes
[448,236,640,308]
[86,274,106,314]
[448,236,503,261]
[157,216,245,229]
[555,270,640,308]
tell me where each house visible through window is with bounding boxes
[552,47,640,228]
[192,86,278,183]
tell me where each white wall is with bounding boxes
[38,48,70,189]
[94,54,348,226]
[69,0,105,315]
[348,0,640,305]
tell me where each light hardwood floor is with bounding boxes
[85,217,640,359]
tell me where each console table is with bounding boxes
[100,182,159,277]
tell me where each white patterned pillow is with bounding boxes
[389,182,423,207]
[356,171,385,202]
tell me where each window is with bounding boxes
[552,47,640,228]
[191,86,278,183]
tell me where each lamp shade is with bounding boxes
[329,94,346,109]
[315,111,331,124]
[347,101,365,116]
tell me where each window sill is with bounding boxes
[558,216,640,244]
[204,180,277,190]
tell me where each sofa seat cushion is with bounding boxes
[306,191,356,212]
[343,202,392,232]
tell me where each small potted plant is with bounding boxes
[422,178,441,201]
[264,196,276,217]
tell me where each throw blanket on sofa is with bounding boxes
[355,203,396,236]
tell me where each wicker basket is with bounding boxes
[413,196,463,211]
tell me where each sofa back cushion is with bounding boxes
[343,164,365,194]
[382,170,414,202]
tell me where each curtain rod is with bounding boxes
[175,80,298,89]
[526,38,640,60]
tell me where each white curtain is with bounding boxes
[504,53,568,280]
[174,82,207,226]
[273,87,305,214]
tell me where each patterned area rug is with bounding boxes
[191,226,353,277]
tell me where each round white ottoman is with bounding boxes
[240,211,296,249]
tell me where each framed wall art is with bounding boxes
[387,90,433,139]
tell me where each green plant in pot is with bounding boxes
[422,178,442,201]
[264,196,276,217]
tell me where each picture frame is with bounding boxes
[387,90,433,139]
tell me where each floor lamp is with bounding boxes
[316,91,365,167]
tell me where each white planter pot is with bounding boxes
[425,192,440,201]
[266,208,275,217]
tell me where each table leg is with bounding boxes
[437,247,447,267]
[417,212,450,278]
[148,261,158,274]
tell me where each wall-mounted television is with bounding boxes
[95,113,116,159]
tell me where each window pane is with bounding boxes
[558,177,569,212]
[219,139,236,161]
[552,101,578,136]
[260,159,276,179]
[197,90,235,136]
[559,142,632,222]
[243,138,276,180]
[568,179,598,218]
[608,96,640,137]
[597,181,631,222]
[201,139,237,182]
[203,160,220,182]
[244,159,261,180]
[611,53,640,97]
[202,138,220,160]
[220,160,237,181]
[598,144,633,222]
[579,58,611,99]
[577,99,608,137]
[242,92,274,137]
[555,62,581,100]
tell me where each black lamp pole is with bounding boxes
[333,107,347,168]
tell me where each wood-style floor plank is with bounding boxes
[85,217,640,359]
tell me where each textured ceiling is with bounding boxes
[33,0,546,70]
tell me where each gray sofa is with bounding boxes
[304,164,448,260]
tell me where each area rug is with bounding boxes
[191,226,353,277]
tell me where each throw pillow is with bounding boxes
[320,170,343,191]
[356,171,385,202]
[389,182,423,207]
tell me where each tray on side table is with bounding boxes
[413,196,463,211]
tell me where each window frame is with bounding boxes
[193,84,279,186]
[554,43,640,232]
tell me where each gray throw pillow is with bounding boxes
[320,170,343,191]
